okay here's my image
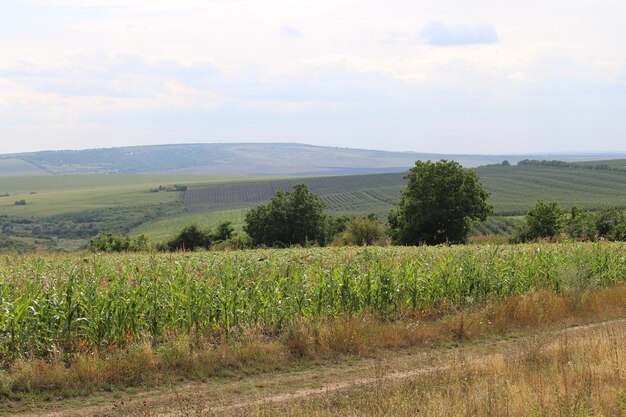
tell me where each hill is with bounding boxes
[180,164,626,217]
[3,143,625,176]
[2,159,626,247]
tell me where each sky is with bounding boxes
[1,0,625,155]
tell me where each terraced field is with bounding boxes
[182,164,626,219]
[183,173,405,216]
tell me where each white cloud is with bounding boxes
[419,21,499,46]
[1,0,626,154]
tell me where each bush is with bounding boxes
[88,233,149,252]
[162,225,212,251]
[512,200,565,243]
[594,208,626,240]
[341,216,386,246]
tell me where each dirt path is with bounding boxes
[8,318,626,417]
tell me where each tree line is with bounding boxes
[88,159,626,252]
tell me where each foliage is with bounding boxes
[594,208,626,241]
[388,160,493,245]
[1,243,625,363]
[566,206,595,241]
[518,158,626,172]
[244,183,329,247]
[88,233,149,253]
[149,184,188,192]
[341,215,386,246]
[511,200,565,243]
[0,234,34,252]
[513,203,626,243]
[158,221,237,251]
[161,224,213,251]
[213,221,234,242]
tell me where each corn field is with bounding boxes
[1,243,625,362]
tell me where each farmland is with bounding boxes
[0,242,625,416]
[1,161,626,246]
[1,243,625,361]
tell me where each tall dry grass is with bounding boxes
[2,285,625,399]
[248,321,626,417]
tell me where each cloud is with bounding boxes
[419,21,499,46]
[280,25,301,38]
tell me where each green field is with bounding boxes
[2,242,625,362]
[0,159,50,177]
[1,162,626,247]
[2,243,624,360]
[180,164,626,219]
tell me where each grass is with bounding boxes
[2,162,626,245]
[0,174,262,218]
[0,243,625,400]
[130,208,249,241]
[0,160,49,177]
[245,320,626,417]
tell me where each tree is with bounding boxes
[163,224,212,251]
[594,208,626,241]
[244,183,328,247]
[512,200,564,242]
[213,221,234,242]
[566,205,594,241]
[388,160,492,245]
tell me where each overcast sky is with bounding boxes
[1,0,625,154]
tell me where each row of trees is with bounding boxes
[511,201,626,243]
[88,159,625,252]
[242,160,492,247]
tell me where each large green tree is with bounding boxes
[388,160,492,245]
[244,183,329,247]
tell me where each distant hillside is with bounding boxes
[1,159,626,247]
[181,163,626,218]
[2,143,625,176]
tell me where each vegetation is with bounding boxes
[512,202,626,243]
[388,160,492,245]
[519,158,626,172]
[244,184,330,247]
[512,200,564,242]
[1,243,624,363]
[158,221,235,251]
[340,215,386,246]
[0,244,624,403]
[88,233,150,253]
[244,321,625,417]
[1,160,626,249]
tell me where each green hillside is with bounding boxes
[3,143,625,176]
[1,161,626,247]
[180,164,626,219]
[476,164,626,214]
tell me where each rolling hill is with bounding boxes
[2,155,626,248]
[2,143,625,176]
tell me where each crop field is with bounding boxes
[1,162,626,246]
[183,173,404,215]
[0,174,261,218]
[180,164,626,222]
[476,164,626,214]
[1,242,625,363]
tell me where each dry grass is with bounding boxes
[245,321,626,417]
[1,286,625,400]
